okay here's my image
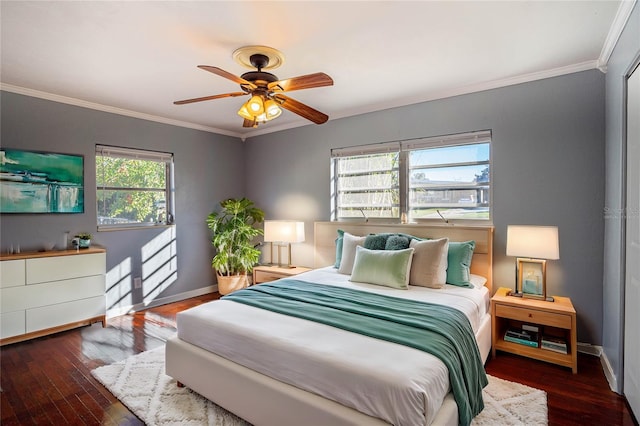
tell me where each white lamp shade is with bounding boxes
[264,221,305,243]
[506,225,559,260]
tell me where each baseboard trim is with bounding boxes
[576,342,619,393]
[600,350,620,393]
[577,342,603,357]
[106,285,218,318]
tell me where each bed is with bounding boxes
[166,222,494,426]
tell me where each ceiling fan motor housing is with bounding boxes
[241,54,279,85]
[240,71,279,85]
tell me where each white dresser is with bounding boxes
[0,248,106,345]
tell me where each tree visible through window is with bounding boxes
[96,145,174,229]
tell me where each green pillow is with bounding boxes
[363,232,420,251]
[334,229,345,268]
[350,246,414,290]
[385,234,411,250]
[364,233,388,250]
[447,241,476,287]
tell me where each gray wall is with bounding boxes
[603,3,640,392]
[246,70,606,345]
[0,91,245,313]
[1,69,608,347]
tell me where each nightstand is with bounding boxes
[491,287,578,373]
[252,265,312,285]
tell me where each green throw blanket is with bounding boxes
[223,279,487,426]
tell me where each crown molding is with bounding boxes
[598,0,638,72]
[314,60,601,129]
[1,57,605,141]
[0,83,243,139]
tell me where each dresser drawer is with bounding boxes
[1,311,25,339]
[26,295,105,332]
[26,252,106,284]
[254,270,284,284]
[0,260,26,288]
[495,304,572,329]
[1,275,105,312]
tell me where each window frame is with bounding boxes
[331,130,492,223]
[96,145,175,231]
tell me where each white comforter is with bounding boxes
[177,267,489,426]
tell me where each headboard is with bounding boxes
[314,222,494,292]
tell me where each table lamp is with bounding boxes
[506,225,559,301]
[263,220,305,267]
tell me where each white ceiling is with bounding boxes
[0,1,633,140]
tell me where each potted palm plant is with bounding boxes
[206,197,265,295]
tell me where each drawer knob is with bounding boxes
[528,313,533,318]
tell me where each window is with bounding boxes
[96,145,174,230]
[332,143,400,219]
[331,130,491,221]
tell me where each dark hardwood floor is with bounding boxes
[1,292,636,425]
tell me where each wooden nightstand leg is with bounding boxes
[571,323,578,374]
[491,303,497,359]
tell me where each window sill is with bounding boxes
[97,223,175,232]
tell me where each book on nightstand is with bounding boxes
[541,335,568,354]
[504,327,539,348]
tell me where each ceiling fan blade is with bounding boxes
[243,118,257,128]
[198,65,257,89]
[268,72,333,92]
[274,94,329,124]
[174,92,247,105]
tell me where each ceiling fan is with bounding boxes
[174,47,333,128]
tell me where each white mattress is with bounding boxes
[177,267,489,426]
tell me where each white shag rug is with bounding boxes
[92,346,547,426]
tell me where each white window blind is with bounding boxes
[331,142,401,220]
[96,145,174,162]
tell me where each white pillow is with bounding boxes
[337,232,366,275]
[350,246,414,289]
[409,238,449,288]
[469,274,487,289]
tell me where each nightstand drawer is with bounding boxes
[254,270,284,284]
[495,304,572,329]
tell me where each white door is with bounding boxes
[624,61,640,420]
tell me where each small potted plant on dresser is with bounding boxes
[206,198,264,295]
[73,233,92,249]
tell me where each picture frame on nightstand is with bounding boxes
[517,258,546,300]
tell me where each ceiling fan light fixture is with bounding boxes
[264,99,282,120]
[247,95,264,114]
[238,95,281,124]
[237,104,254,120]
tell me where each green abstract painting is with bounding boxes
[0,149,84,213]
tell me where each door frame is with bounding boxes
[622,51,640,413]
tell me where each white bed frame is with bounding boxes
[166,222,494,426]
